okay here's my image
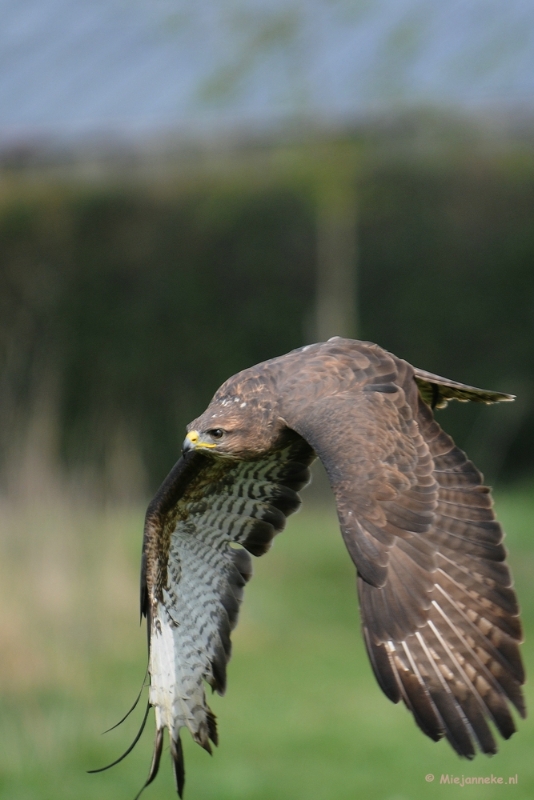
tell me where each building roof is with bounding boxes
[1,0,534,148]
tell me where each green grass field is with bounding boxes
[0,484,532,800]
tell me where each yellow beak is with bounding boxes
[182,430,217,454]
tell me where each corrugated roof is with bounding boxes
[1,0,534,145]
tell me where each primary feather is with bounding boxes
[133,338,525,796]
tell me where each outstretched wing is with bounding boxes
[140,433,314,797]
[283,367,525,758]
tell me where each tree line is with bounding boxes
[1,150,533,494]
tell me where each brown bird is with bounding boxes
[95,338,525,798]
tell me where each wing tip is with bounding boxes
[87,702,151,775]
[133,726,165,800]
[414,373,515,408]
[171,735,186,798]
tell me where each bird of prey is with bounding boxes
[95,338,525,797]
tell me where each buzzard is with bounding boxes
[94,338,525,797]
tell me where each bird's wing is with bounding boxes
[284,378,524,758]
[140,433,314,797]
[413,367,515,408]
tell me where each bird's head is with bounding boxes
[182,423,238,457]
[182,380,284,460]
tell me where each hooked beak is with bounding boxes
[182,430,217,455]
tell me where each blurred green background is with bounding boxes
[1,2,534,799]
[3,143,534,491]
[0,492,532,800]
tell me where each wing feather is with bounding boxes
[279,344,524,757]
[141,434,315,793]
[414,368,514,408]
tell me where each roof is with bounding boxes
[1,0,534,147]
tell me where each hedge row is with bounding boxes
[1,156,533,490]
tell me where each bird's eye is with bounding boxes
[208,428,224,439]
